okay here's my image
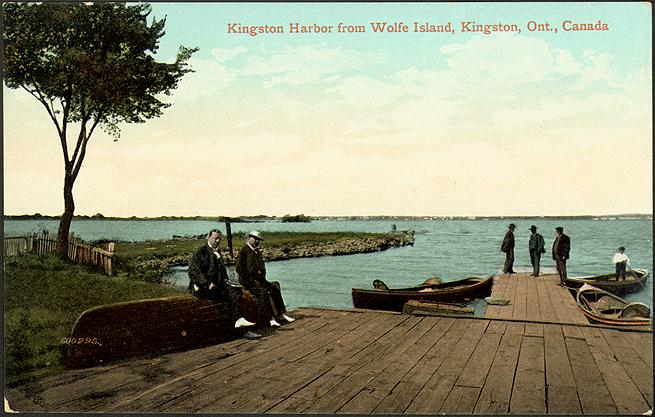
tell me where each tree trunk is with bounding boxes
[57,176,75,259]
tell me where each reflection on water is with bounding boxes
[6,218,653,311]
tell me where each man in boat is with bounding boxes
[189,229,261,339]
[612,246,630,280]
[528,225,546,277]
[236,231,295,327]
[500,223,516,274]
[552,226,571,287]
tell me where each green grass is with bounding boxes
[4,253,184,385]
[115,231,385,263]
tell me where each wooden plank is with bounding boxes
[545,282,571,324]
[524,323,544,338]
[334,318,453,414]
[543,324,581,414]
[298,316,429,413]
[268,315,426,413]
[562,324,584,340]
[497,275,517,319]
[296,313,407,365]
[485,275,507,318]
[404,320,489,413]
[623,331,653,369]
[600,329,653,407]
[512,274,528,321]
[525,275,541,322]
[455,329,503,388]
[509,334,546,414]
[473,322,521,414]
[565,336,618,414]
[147,311,374,412]
[581,327,650,414]
[372,318,472,414]
[439,385,480,414]
[111,309,367,412]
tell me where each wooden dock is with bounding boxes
[5,272,652,414]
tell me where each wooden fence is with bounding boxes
[4,233,114,276]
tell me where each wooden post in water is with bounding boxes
[225,221,234,259]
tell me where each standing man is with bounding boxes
[612,246,630,280]
[189,229,260,339]
[236,231,295,327]
[552,226,571,287]
[528,225,546,277]
[500,223,517,274]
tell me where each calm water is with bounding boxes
[4,218,653,310]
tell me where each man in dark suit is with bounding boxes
[552,226,571,287]
[236,230,295,327]
[528,225,546,277]
[189,229,259,338]
[500,223,516,274]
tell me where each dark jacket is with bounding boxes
[529,233,546,254]
[188,244,230,293]
[552,234,571,260]
[236,244,266,290]
[500,231,515,253]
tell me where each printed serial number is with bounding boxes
[60,337,101,346]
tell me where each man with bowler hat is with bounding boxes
[528,225,546,276]
[552,226,571,286]
[236,231,295,327]
[500,223,517,274]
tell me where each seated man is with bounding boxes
[236,230,295,327]
[189,229,260,339]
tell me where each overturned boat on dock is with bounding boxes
[351,274,494,312]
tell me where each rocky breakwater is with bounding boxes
[258,231,415,262]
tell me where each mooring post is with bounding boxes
[225,221,234,259]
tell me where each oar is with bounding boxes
[627,265,647,290]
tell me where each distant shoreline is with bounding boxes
[3,214,652,221]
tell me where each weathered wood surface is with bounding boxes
[6,304,652,414]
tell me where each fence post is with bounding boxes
[107,242,115,276]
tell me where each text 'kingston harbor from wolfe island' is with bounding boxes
[227,20,609,36]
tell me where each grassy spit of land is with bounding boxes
[4,231,414,384]
[115,231,414,283]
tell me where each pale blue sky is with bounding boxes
[4,2,652,216]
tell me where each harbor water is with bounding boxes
[4,218,653,310]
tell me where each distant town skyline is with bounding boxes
[3,2,652,217]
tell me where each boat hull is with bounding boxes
[575,284,651,328]
[565,268,649,296]
[352,275,494,312]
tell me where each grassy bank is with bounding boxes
[4,254,184,385]
[114,231,390,281]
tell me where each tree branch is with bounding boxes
[71,115,102,182]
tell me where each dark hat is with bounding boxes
[508,223,516,229]
[618,246,625,251]
[529,225,537,231]
[555,226,564,232]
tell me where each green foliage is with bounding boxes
[281,214,312,223]
[4,253,183,384]
[3,2,197,131]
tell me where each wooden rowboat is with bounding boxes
[575,283,651,327]
[565,268,649,296]
[351,275,494,312]
[65,289,261,368]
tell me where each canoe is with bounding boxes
[351,275,494,312]
[565,268,649,296]
[575,283,651,327]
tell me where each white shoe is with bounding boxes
[269,319,281,327]
[282,314,295,323]
[234,317,255,328]
[243,330,261,339]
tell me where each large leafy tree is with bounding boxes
[3,3,197,258]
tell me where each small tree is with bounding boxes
[3,3,197,258]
